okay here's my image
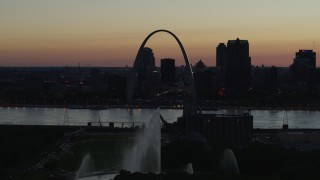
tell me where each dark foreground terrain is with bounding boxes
[1,125,320,180]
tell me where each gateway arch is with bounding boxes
[127,29,196,101]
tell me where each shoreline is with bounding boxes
[0,103,319,111]
[1,123,320,131]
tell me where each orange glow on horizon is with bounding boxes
[1,1,320,67]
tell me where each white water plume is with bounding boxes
[220,149,240,175]
[75,153,95,179]
[121,111,161,173]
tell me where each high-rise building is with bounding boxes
[193,60,217,99]
[216,43,227,68]
[252,66,278,93]
[218,38,251,93]
[266,66,278,92]
[161,58,176,86]
[135,47,155,68]
[195,59,206,72]
[289,49,316,83]
[135,47,156,97]
[135,47,155,88]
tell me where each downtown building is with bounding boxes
[289,50,316,92]
[193,60,220,99]
[161,58,176,87]
[216,38,252,94]
[252,66,278,93]
[136,47,156,84]
[135,47,160,98]
[216,43,227,68]
[177,97,253,146]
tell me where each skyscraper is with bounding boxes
[216,43,227,68]
[135,47,156,88]
[289,49,316,85]
[134,47,157,97]
[217,38,251,93]
[193,60,217,99]
[195,59,206,72]
[161,58,176,86]
[135,47,155,68]
[226,38,251,92]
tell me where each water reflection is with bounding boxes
[0,108,320,128]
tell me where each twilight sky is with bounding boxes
[1,0,320,67]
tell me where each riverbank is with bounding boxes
[1,103,320,111]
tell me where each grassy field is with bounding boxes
[59,134,135,172]
[6,128,137,180]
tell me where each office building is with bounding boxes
[161,58,176,86]
[216,38,251,94]
[178,97,253,146]
[135,47,156,96]
[216,43,227,68]
[135,47,155,68]
[289,49,316,84]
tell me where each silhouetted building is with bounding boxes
[195,59,206,72]
[178,97,253,146]
[161,58,176,86]
[252,66,278,93]
[136,47,156,84]
[194,71,218,99]
[216,43,227,68]
[289,49,316,86]
[108,74,127,99]
[147,70,161,96]
[193,60,217,99]
[316,68,320,85]
[135,47,156,68]
[252,66,267,92]
[223,38,252,93]
[266,66,278,92]
[88,68,108,93]
[135,47,156,95]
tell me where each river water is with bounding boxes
[0,107,320,129]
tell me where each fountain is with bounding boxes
[121,111,161,173]
[219,149,240,175]
[75,153,95,179]
[75,110,161,180]
[184,163,194,174]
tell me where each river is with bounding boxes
[0,107,320,129]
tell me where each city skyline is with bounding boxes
[1,0,320,67]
